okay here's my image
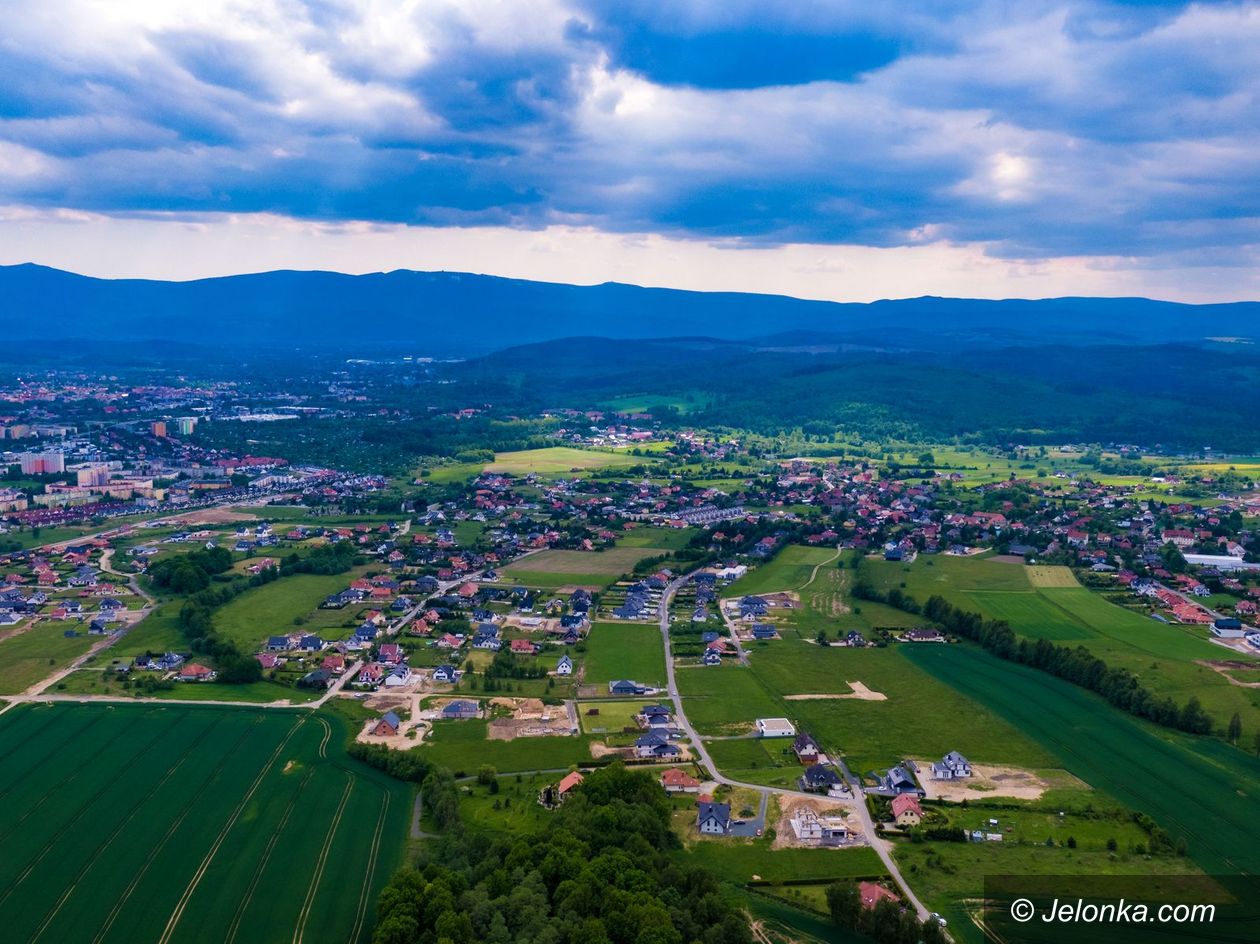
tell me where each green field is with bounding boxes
[582,622,667,688]
[214,572,360,651]
[745,642,1057,775]
[865,555,1260,734]
[417,718,594,774]
[0,624,95,694]
[500,547,666,589]
[680,840,885,885]
[723,545,839,597]
[0,702,408,944]
[905,644,1260,875]
[485,447,653,475]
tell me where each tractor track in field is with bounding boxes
[26,718,225,944]
[292,775,355,944]
[0,708,111,802]
[90,717,263,944]
[224,767,317,944]
[156,716,306,944]
[348,787,392,944]
[0,715,180,908]
[0,711,148,848]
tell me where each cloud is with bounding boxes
[0,0,1254,272]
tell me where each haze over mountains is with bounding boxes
[2,263,1258,356]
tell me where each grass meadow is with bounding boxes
[0,702,408,944]
[417,718,594,774]
[485,446,654,475]
[722,545,839,597]
[214,571,361,651]
[0,623,96,694]
[581,621,667,688]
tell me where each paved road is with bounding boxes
[657,573,933,924]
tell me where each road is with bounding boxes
[657,573,933,923]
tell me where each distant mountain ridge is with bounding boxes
[1,262,1257,355]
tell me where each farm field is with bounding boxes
[582,622,667,688]
[214,571,362,651]
[905,643,1260,875]
[790,557,921,637]
[485,447,653,474]
[865,555,1260,734]
[676,664,788,735]
[617,526,697,549]
[0,702,408,944]
[0,624,96,694]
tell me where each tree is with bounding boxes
[1228,713,1242,744]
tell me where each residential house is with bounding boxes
[755,717,796,738]
[799,764,844,794]
[441,700,480,720]
[660,768,701,794]
[696,801,731,835]
[793,733,821,765]
[177,663,216,682]
[432,664,459,684]
[890,794,923,828]
[556,654,574,676]
[372,710,401,737]
[930,751,972,780]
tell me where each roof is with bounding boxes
[661,768,700,788]
[380,710,401,729]
[557,771,585,795]
[858,882,900,909]
[697,801,730,825]
[890,794,923,818]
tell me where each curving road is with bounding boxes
[657,573,932,923]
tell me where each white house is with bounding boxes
[755,717,797,738]
[556,654,573,676]
[697,801,731,835]
[930,751,972,780]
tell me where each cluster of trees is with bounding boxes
[372,764,752,944]
[853,584,1215,736]
[347,742,460,830]
[824,882,945,944]
[481,648,548,685]
[278,541,358,576]
[148,546,234,594]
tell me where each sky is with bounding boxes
[0,0,1257,302]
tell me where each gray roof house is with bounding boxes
[697,801,731,835]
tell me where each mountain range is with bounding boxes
[2,262,1257,355]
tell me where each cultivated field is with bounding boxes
[905,644,1260,876]
[0,702,407,944]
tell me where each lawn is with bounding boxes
[582,622,667,689]
[214,571,362,651]
[485,447,654,475]
[0,624,95,694]
[904,643,1260,876]
[576,700,645,734]
[0,702,408,944]
[617,527,698,550]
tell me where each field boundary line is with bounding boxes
[90,717,264,944]
[156,716,306,944]
[348,787,391,944]
[27,717,224,944]
[0,714,179,907]
[224,767,316,944]
[292,774,355,944]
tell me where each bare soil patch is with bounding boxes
[487,697,575,739]
[771,795,863,849]
[783,681,886,702]
[915,762,1067,801]
[1198,659,1260,687]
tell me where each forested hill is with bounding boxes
[2,262,1258,354]
[445,336,1260,451]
